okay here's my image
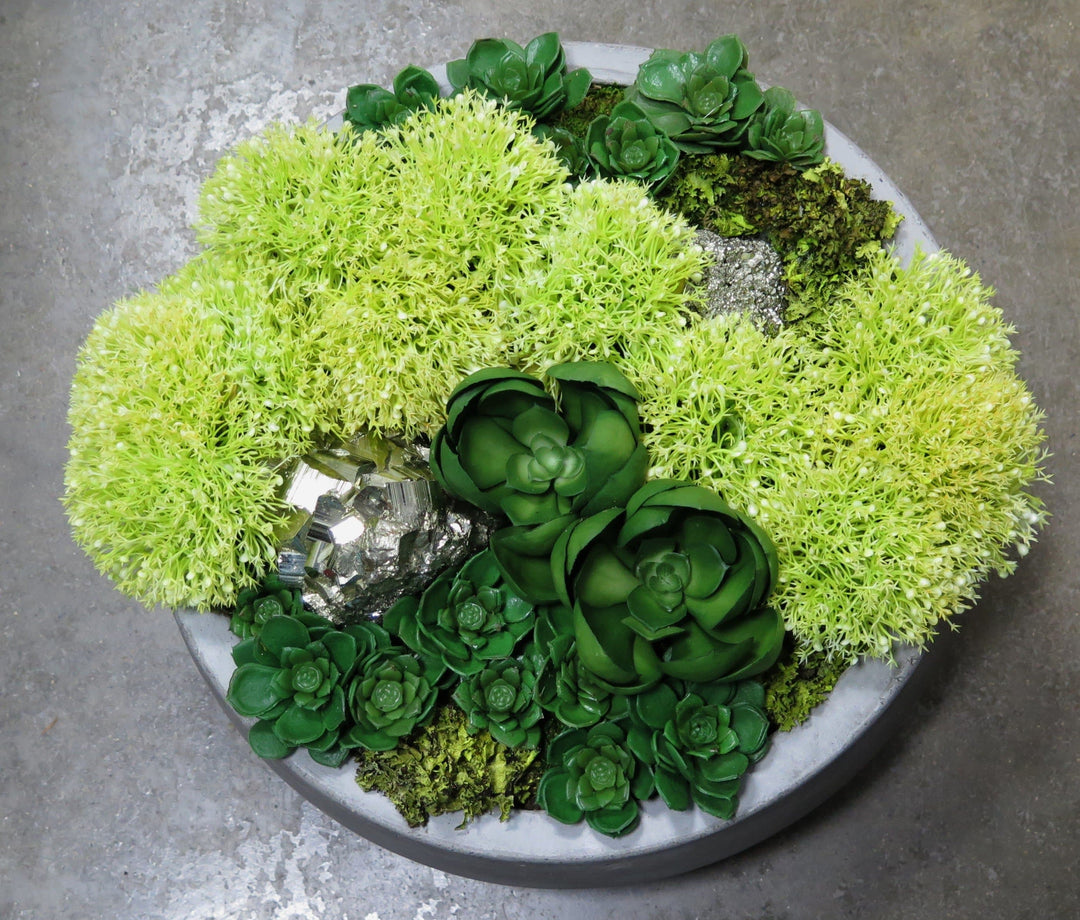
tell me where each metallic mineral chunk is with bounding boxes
[689,230,788,330]
[276,431,495,625]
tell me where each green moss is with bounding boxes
[643,248,1048,659]
[761,640,853,731]
[548,82,624,137]
[659,155,901,320]
[354,703,545,827]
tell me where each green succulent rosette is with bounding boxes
[446,32,591,122]
[451,651,545,748]
[533,605,628,729]
[383,549,535,676]
[625,679,770,818]
[536,721,655,837]
[342,645,444,752]
[229,573,306,639]
[344,64,442,133]
[743,86,825,169]
[533,124,591,179]
[585,100,680,190]
[430,362,649,530]
[624,34,765,153]
[226,613,361,766]
[553,479,785,693]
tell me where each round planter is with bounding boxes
[178,41,938,888]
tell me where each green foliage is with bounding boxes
[229,573,304,639]
[552,480,784,692]
[625,680,769,818]
[446,32,591,121]
[226,614,358,763]
[623,35,764,153]
[536,721,654,836]
[500,178,704,378]
[384,550,536,676]
[659,154,901,320]
[643,248,1048,659]
[354,702,544,827]
[344,65,442,133]
[585,100,681,190]
[744,87,825,169]
[547,83,623,137]
[431,362,647,530]
[452,653,545,748]
[343,646,443,752]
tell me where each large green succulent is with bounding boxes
[226,613,360,766]
[585,100,680,190]
[625,680,770,818]
[624,34,765,153]
[452,652,545,748]
[743,86,825,169]
[536,721,655,837]
[446,32,591,121]
[344,65,443,134]
[553,479,785,693]
[342,645,444,752]
[383,549,535,675]
[431,363,649,529]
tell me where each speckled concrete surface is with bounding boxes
[2,1,1077,917]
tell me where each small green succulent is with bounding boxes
[625,680,770,818]
[229,573,306,639]
[536,721,655,837]
[743,87,825,169]
[446,32,591,121]
[342,646,444,752]
[344,64,443,134]
[585,100,680,190]
[533,124,591,178]
[452,652,545,748]
[553,479,785,693]
[226,613,360,766]
[383,549,535,675]
[533,605,627,729]
[623,34,765,153]
[431,362,648,530]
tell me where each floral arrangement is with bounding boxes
[63,33,1047,837]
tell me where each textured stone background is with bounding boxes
[2,1,1076,917]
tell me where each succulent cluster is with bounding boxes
[225,595,445,766]
[341,31,821,197]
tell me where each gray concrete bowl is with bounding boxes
[178,41,938,887]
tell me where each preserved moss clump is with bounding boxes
[644,248,1048,660]
[659,154,901,320]
[354,703,545,827]
[761,642,852,731]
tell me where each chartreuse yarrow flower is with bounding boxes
[63,255,322,610]
[643,248,1048,660]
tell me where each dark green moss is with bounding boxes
[354,702,546,828]
[548,82,624,137]
[761,641,853,732]
[659,154,901,321]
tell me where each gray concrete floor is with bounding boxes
[2,0,1077,917]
